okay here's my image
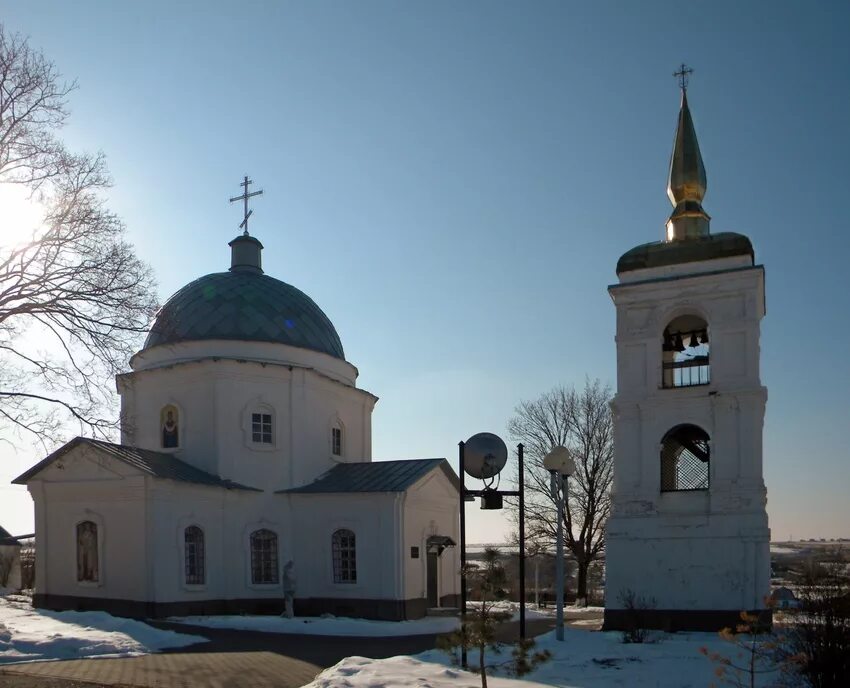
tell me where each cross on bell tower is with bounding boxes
[229,175,263,236]
[673,63,693,91]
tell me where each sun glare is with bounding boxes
[0,184,46,250]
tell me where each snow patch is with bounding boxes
[304,626,781,688]
[0,595,204,665]
[168,614,460,636]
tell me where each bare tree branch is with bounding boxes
[507,379,614,600]
[0,25,158,447]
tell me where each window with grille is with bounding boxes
[332,427,342,456]
[184,526,205,585]
[76,521,99,582]
[660,424,710,491]
[252,413,273,444]
[250,529,279,584]
[332,529,356,583]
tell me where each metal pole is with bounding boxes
[518,443,526,640]
[535,557,540,607]
[555,473,565,641]
[458,441,467,669]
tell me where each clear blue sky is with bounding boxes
[1,1,848,543]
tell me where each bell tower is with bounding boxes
[603,71,770,631]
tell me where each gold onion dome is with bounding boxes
[666,89,710,241]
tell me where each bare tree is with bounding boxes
[507,379,613,601]
[0,25,158,447]
[0,548,15,587]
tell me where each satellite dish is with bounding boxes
[464,432,508,480]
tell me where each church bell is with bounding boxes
[480,490,503,510]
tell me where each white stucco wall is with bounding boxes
[28,445,148,602]
[287,493,401,602]
[117,354,376,492]
[143,482,281,604]
[25,441,462,614]
[402,470,460,604]
[605,261,770,612]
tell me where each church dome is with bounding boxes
[143,235,345,360]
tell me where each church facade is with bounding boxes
[14,230,460,620]
[603,78,770,631]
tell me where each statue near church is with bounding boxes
[283,560,296,618]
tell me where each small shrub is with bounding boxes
[618,588,657,643]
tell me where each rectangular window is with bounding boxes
[332,427,342,456]
[332,529,357,583]
[252,413,273,444]
[410,546,420,559]
[184,526,205,585]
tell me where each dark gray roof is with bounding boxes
[281,459,458,494]
[143,271,345,360]
[616,232,753,275]
[0,525,21,547]
[12,438,259,491]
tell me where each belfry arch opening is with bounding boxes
[660,424,710,492]
[662,314,709,388]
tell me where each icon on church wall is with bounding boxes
[161,405,179,448]
[76,520,99,582]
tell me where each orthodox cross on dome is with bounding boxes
[229,175,264,236]
[673,63,693,91]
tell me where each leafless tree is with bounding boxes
[0,548,15,587]
[507,379,613,601]
[0,25,158,448]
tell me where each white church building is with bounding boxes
[603,78,771,631]
[14,227,460,619]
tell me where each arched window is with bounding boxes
[161,404,180,448]
[250,529,279,584]
[76,521,99,582]
[332,427,342,456]
[332,529,356,583]
[661,315,710,388]
[184,526,205,585]
[661,424,710,492]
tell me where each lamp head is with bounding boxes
[543,445,576,476]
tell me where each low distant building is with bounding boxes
[769,586,801,610]
[0,526,22,590]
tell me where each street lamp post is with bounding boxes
[543,446,575,642]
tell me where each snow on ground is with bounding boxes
[169,602,604,636]
[0,593,204,665]
[168,614,461,636]
[465,601,603,622]
[170,602,603,636]
[305,626,779,688]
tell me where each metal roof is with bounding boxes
[616,232,753,275]
[281,458,457,494]
[12,438,259,491]
[143,271,345,360]
[0,525,20,546]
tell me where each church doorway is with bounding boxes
[426,551,439,607]
[426,535,456,608]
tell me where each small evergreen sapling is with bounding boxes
[439,548,550,688]
[699,610,778,688]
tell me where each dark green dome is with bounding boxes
[144,271,345,360]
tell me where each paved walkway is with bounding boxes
[0,616,583,688]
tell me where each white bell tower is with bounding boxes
[603,73,770,631]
